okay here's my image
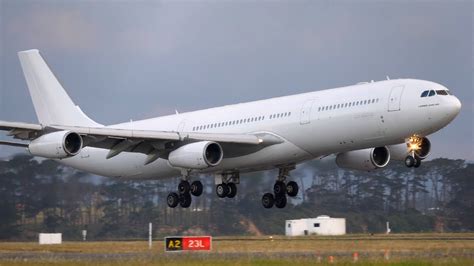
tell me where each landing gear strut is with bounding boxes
[262,166,299,209]
[167,172,204,208]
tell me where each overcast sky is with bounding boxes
[0,0,472,160]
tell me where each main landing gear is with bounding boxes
[167,177,203,209]
[215,173,239,199]
[262,167,299,209]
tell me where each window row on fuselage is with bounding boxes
[192,111,292,131]
[317,98,380,112]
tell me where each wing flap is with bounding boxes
[52,125,263,145]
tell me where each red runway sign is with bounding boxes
[165,236,212,251]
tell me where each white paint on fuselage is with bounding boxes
[59,79,461,179]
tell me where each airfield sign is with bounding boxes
[165,236,212,251]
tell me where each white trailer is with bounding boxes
[38,233,62,244]
[285,215,346,236]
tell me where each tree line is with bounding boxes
[0,154,472,240]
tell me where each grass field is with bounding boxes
[0,233,473,265]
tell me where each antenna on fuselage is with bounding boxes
[386,75,390,80]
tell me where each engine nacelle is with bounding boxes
[28,131,83,159]
[389,137,431,161]
[336,146,391,171]
[168,141,223,169]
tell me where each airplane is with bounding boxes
[0,49,461,209]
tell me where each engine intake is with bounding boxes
[336,146,390,171]
[168,141,223,169]
[28,131,83,159]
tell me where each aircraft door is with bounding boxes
[388,85,404,111]
[300,99,315,125]
[177,120,186,132]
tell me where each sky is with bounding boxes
[0,0,473,160]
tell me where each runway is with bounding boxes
[0,234,473,265]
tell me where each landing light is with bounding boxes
[408,135,422,151]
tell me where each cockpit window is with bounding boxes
[420,90,429,97]
[436,90,448,95]
[428,90,436,96]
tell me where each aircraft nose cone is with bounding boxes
[449,96,462,118]
[453,97,462,115]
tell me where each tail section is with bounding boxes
[18,49,102,127]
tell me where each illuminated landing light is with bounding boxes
[407,135,423,152]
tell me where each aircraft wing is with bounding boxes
[0,120,283,161]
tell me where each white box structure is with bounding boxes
[39,233,62,244]
[285,215,346,236]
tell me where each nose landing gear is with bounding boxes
[405,135,426,168]
[405,155,421,168]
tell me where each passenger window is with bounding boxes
[429,90,436,96]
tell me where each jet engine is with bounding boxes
[388,136,431,161]
[336,146,391,171]
[28,131,83,159]
[168,141,223,169]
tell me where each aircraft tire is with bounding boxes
[216,183,229,198]
[190,181,203,197]
[286,181,299,197]
[275,194,287,209]
[178,180,190,194]
[262,193,275,208]
[167,192,179,208]
[179,193,192,208]
[414,156,421,168]
[274,181,286,196]
[405,155,415,168]
[227,183,237,198]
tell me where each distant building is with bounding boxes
[285,215,346,236]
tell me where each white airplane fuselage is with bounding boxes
[60,78,461,179]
